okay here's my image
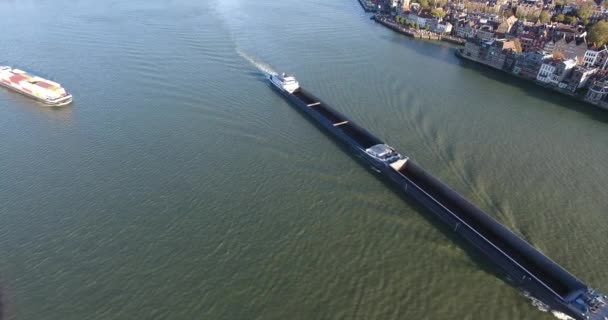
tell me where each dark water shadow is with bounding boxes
[0,278,4,320]
[266,85,523,295]
[336,146,533,301]
[360,157,513,283]
[456,57,608,124]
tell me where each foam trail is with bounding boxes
[551,311,575,320]
[236,47,277,75]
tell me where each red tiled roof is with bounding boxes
[34,81,55,89]
[9,74,28,83]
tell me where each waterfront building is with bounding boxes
[583,46,608,70]
[503,54,518,72]
[536,58,577,86]
[462,38,518,70]
[585,77,608,109]
[567,66,598,92]
[434,21,453,34]
[462,40,482,60]
[404,10,432,28]
[513,52,552,80]
[454,20,477,39]
[537,62,557,83]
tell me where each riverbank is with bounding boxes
[367,10,607,112]
[373,15,466,45]
[454,49,608,111]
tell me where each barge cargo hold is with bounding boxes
[0,66,72,106]
[267,72,608,320]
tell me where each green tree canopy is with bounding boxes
[589,21,608,47]
[436,0,448,8]
[565,15,577,25]
[577,4,593,20]
[556,13,565,22]
[419,0,430,9]
[430,8,446,18]
[525,12,538,20]
[539,10,551,24]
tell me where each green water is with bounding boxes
[0,0,607,319]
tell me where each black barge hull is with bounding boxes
[270,81,607,320]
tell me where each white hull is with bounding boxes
[0,66,73,106]
[268,73,300,93]
[0,80,73,106]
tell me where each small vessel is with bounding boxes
[0,66,73,106]
[268,72,608,320]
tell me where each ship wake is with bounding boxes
[236,48,277,76]
[522,292,575,320]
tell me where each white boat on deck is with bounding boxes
[268,72,300,93]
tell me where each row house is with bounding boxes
[403,10,434,28]
[566,66,598,92]
[513,52,553,80]
[485,39,518,70]
[583,47,608,70]
[585,77,608,110]
[461,39,518,70]
[462,40,482,61]
[536,58,577,87]
[429,20,453,34]
[454,20,478,39]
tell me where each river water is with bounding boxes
[1,0,607,319]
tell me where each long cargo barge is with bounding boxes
[0,66,72,106]
[267,72,608,320]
